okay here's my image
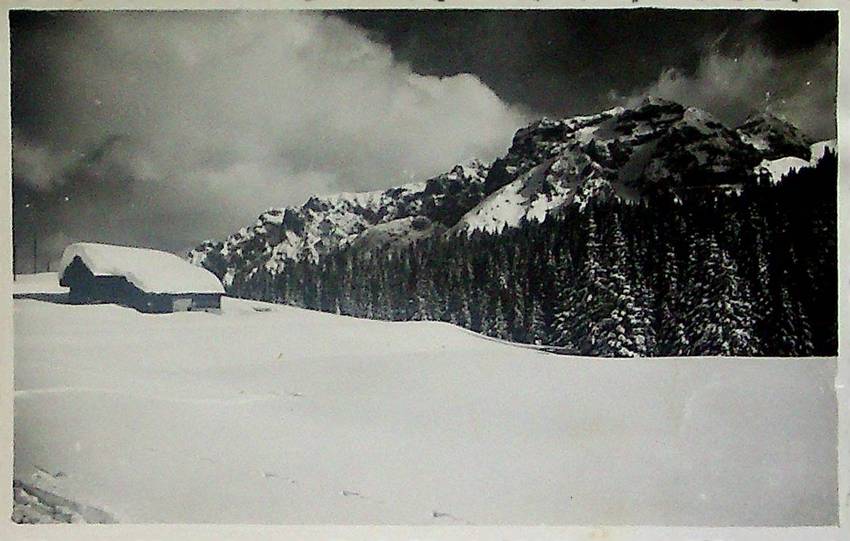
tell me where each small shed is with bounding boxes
[59,242,225,313]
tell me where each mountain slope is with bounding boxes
[453,98,770,235]
[190,161,488,286]
[753,139,836,185]
[736,112,813,161]
[191,97,825,283]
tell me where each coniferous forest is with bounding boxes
[227,150,837,357]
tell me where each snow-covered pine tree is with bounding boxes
[773,282,814,355]
[624,210,657,357]
[487,292,509,340]
[743,204,775,346]
[587,213,648,357]
[414,272,437,321]
[509,281,526,342]
[528,299,547,345]
[552,243,580,353]
[657,239,688,355]
[770,247,815,356]
[683,232,760,356]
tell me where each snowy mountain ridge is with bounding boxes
[451,98,791,235]
[190,160,489,286]
[191,97,831,284]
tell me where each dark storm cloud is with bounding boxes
[11,9,838,269]
[340,9,728,116]
[341,9,837,135]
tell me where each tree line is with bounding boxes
[226,150,837,357]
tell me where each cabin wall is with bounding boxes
[64,258,145,306]
[135,294,174,314]
[189,293,222,310]
[154,293,221,313]
[127,293,221,313]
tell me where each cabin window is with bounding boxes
[172,298,192,312]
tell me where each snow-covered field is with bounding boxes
[13,273,837,525]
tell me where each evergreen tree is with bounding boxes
[683,233,759,356]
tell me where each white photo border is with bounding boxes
[0,1,845,540]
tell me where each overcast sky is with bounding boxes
[11,9,837,269]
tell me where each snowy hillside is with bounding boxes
[811,139,838,162]
[450,157,597,234]
[754,139,836,184]
[13,274,838,524]
[348,215,445,252]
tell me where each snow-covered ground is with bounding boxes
[13,273,837,525]
[12,273,70,295]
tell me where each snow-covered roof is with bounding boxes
[60,242,225,294]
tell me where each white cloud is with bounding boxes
[15,11,527,255]
[11,137,78,191]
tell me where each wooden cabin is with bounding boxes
[59,243,224,313]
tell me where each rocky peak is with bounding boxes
[736,112,812,160]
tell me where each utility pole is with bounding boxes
[24,201,38,274]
